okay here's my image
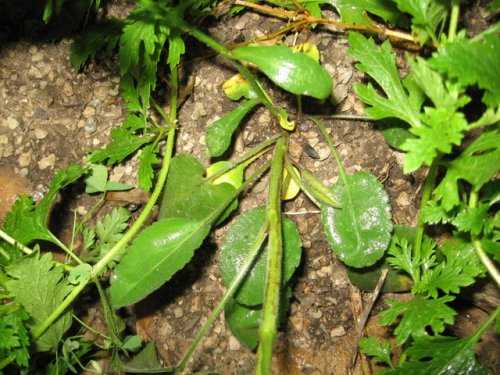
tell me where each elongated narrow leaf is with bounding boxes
[206,98,260,157]
[220,206,301,306]
[231,45,332,99]
[321,172,392,268]
[158,155,237,223]
[110,218,210,307]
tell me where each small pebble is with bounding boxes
[38,153,56,170]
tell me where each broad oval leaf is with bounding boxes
[110,218,210,307]
[231,45,332,99]
[206,98,260,157]
[321,172,392,268]
[220,206,301,306]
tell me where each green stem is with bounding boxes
[448,0,460,42]
[31,67,181,343]
[256,136,287,375]
[414,159,440,280]
[310,116,347,183]
[159,7,279,118]
[205,134,280,184]
[469,191,500,287]
[0,228,34,257]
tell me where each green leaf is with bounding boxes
[387,236,419,282]
[329,0,406,26]
[410,57,469,110]
[321,172,392,268]
[158,155,237,223]
[119,9,159,76]
[120,341,166,373]
[85,164,133,193]
[231,45,332,99]
[220,206,301,306]
[6,253,73,352]
[225,286,292,350]
[70,19,123,71]
[393,0,449,44]
[429,34,500,107]
[414,239,483,298]
[434,128,500,211]
[378,118,414,151]
[110,218,210,307]
[358,336,393,367]
[347,225,418,292]
[401,108,469,173]
[347,32,423,128]
[167,30,185,69]
[379,296,456,345]
[67,263,92,285]
[452,204,491,235]
[206,98,260,157]
[385,336,488,374]
[3,164,85,247]
[0,309,30,367]
[224,297,260,350]
[138,144,159,192]
[89,127,154,165]
[222,73,258,101]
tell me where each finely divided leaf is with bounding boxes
[393,0,449,44]
[90,127,154,164]
[414,240,483,298]
[3,164,84,247]
[434,128,500,211]
[347,32,423,128]
[321,172,392,268]
[386,336,488,374]
[70,19,123,71]
[6,253,73,352]
[0,310,30,367]
[379,296,456,345]
[110,218,210,307]
[329,0,406,26]
[220,206,302,306]
[206,98,260,157]
[429,34,500,108]
[401,108,469,173]
[231,45,332,99]
[138,144,159,192]
[358,336,393,367]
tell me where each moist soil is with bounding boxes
[0,2,498,374]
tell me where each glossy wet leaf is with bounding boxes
[220,206,301,306]
[110,218,210,307]
[206,98,260,157]
[158,155,236,223]
[321,172,392,268]
[231,45,332,99]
